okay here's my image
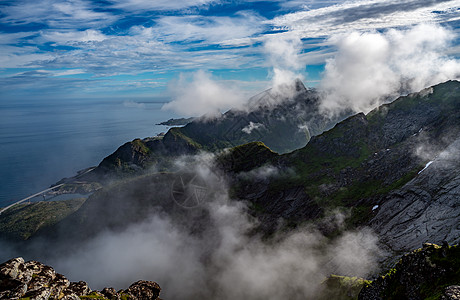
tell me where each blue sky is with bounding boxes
[0,0,459,104]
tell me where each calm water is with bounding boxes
[0,98,177,207]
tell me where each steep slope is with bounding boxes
[359,243,460,300]
[3,80,459,263]
[232,80,460,237]
[369,136,460,253]
[89,80,342,178]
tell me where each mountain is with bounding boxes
[4,81,460,249]
[86,79,343,179]
[231,80,460,247]
[1,80,459,299]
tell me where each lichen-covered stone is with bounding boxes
[23,286,52,299]
[0,257,162,300]
[125,280,161,300]
[101,287,120,300]
[442,286,460,300]
[0,257,24,280]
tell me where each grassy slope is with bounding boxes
[0,199,86,240]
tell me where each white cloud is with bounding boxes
[109,0,216,11]
[41,155,382,300]
[271,0,460,38]
[0,0,115,29]
[1,0,459,98]
[319,24,460,116]
[153,12,266,45]
[40,29,107,44]
[162,70,248,117]
[53,69,86,76]
[242,122,264,134]
[264,33,305,96]
[0,45,54,68]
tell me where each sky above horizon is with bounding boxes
[1,0,460,110]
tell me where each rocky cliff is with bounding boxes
[232,80,460,245]
[0,257,161,300]
[359,243,460,300]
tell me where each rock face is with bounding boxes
[0,257,161,300]
[234,80,460,239]
[359,243,460,300]
[370,136,460,253]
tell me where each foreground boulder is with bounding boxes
[0,257,161,299]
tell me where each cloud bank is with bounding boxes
[264,34,305,96]
[162,70,247,117]
[44,156,382,300]
[319,24,460,116]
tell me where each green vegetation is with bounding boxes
[217,141,278,173]
[166,127,202,149]
[319,275,371,300]
[79,292,109,299]
[376,244,460,300]
[0,198,86,240]
[131,138,151,155]
[157,117,196,126]
[120,293,131,300]
[419,245,460,299]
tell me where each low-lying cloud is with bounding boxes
[162,70,247,117]
[319,24,460,116]
[36,155,382,300]
[264,33,305,97]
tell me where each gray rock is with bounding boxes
[23,286,52,299]
[370,137,460,254]
[0,257,24,280]
[64,281,91,296]
[441,286,460,300]
[0,257,162,300]
[60,294,80,300]
[125,280,161,300]
[49,273,70,297]
[101,287,120,299]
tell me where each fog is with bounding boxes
[23,154,382,300]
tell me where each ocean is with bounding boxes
[0,98,177,207]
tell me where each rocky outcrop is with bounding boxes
[234,80,460,236]
[370,136,460,253]
[359,243,460,300]
[0,257,161,300]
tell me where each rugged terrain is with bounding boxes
[3,80,460,250]
[0,79,459,299]
[85,79,342,178]
[0,257,161,299]
[359,243,460,300]
[1,243,458,300]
